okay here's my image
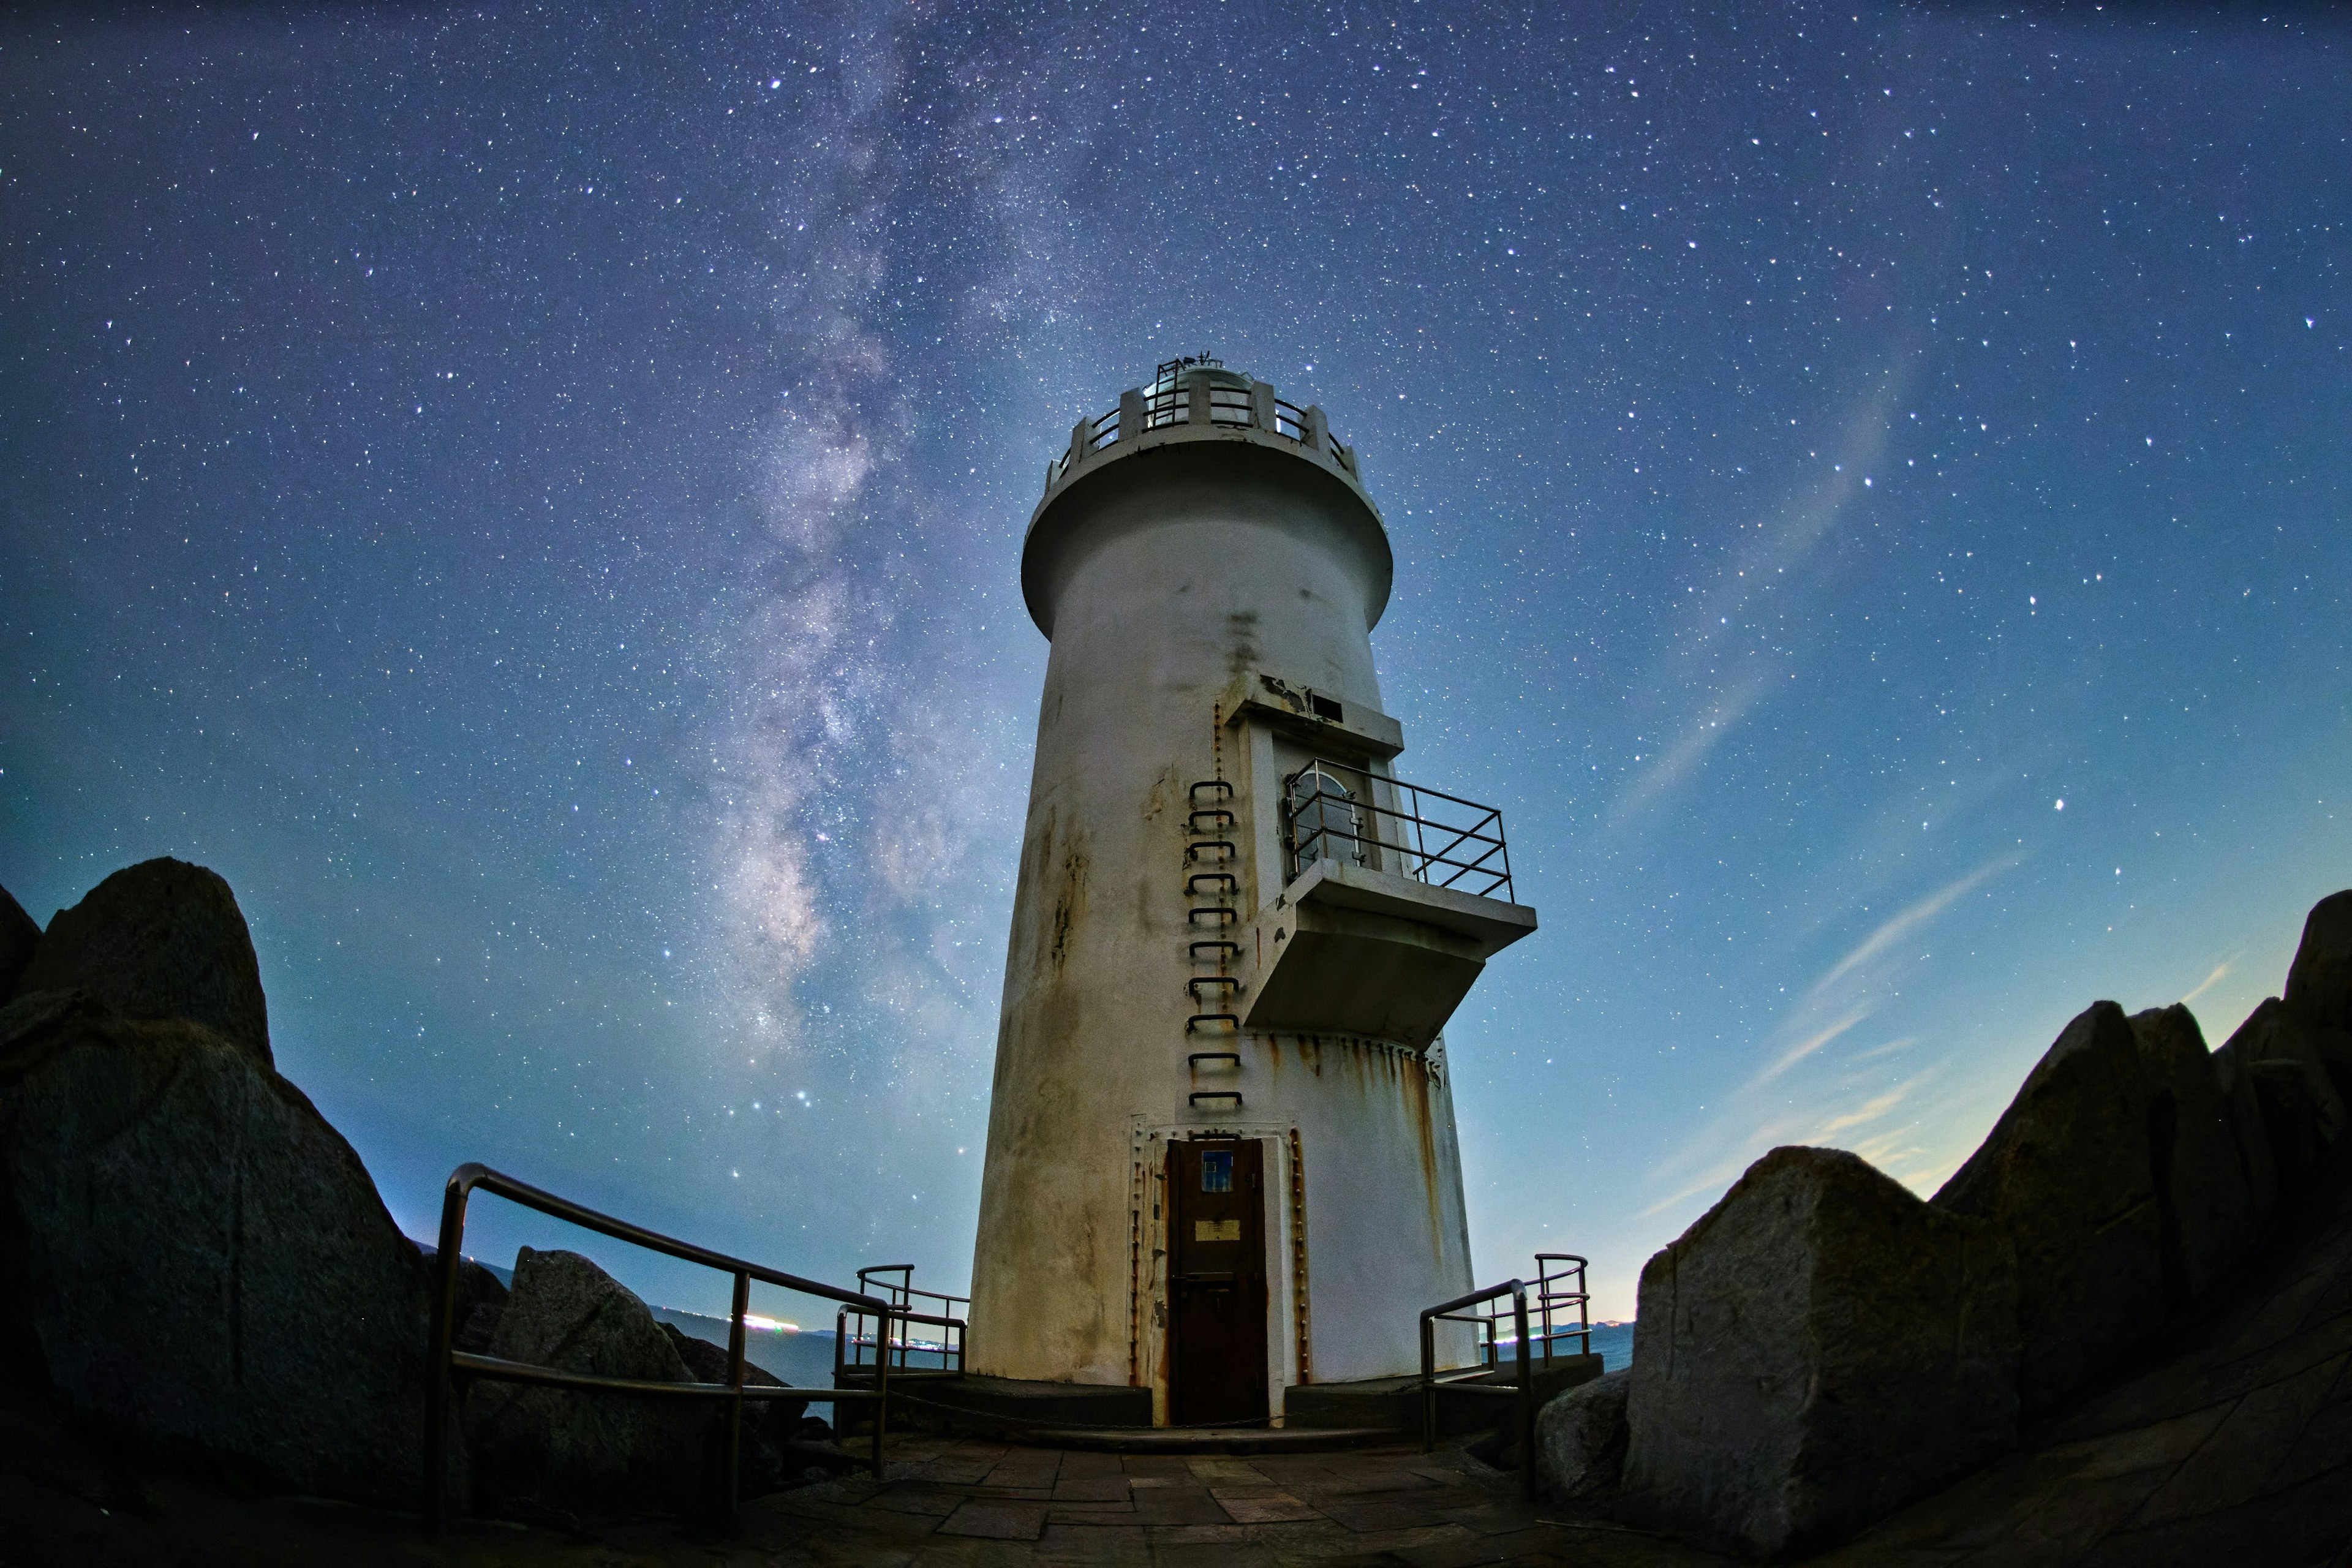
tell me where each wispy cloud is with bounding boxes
[1638,853,2019,1219]
[1603,372,1907,835]
[2180,959,2234,1008]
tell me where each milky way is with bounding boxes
[4,2,2346,1319]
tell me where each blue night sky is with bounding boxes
[3,2,2346,1324]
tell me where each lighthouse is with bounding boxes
[969,358,1537,1426]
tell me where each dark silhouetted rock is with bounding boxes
[464,1248,709,1519]
[1934,1001,2166,1415]
[2250,1058,2343,1185]
[2285,890,2352,1031]
[1534,1366,1629,1511]
[2223,996,2352,1120]
[11,859,270,1068]
[0,987,435,1507]
[0,884,37,998]
[2128,1005,2258,1309]
[1619,1146,2019,1559]
[438,1254,510,1356]
[2211,1030,2283,1224]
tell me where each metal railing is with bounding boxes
[1532,1253,1592,1360]
[835,1264,968,1381]
[1042,371,1354,492]
[1283,758,1515,902]
[423,1163,895,1525]
[1421,1280,1536,1499]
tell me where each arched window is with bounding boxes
[1289,765,1362,872]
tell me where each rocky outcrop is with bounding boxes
[464,1247,713,1519]
[10,859,271,1068]
[0,884,37,998]
[2128,1004,2261,1308]
[1618,1147,2019,1559]
[1931,1002,2174,1415]
[1532,1366,1629,1510]
[2285,889,2352,1030]
[0,987,435,1507]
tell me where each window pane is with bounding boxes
[1200,1150,1233,1192]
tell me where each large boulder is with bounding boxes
[2128,1005,2260,1308]
[10,859,271,1068]
[1618,1147,2019,1559]
[464,1247,711,1520]
[0,883,37,997]
[0,987,436,1507]
[2285,890,2352,1031]
[1533,1366,1629,1511]
[1932,1001,2169,1415]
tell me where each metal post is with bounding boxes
[423,1171,472,1528]
[1419,1311,1436,1453]
[1250,379,1276,432]
[1187,375,1212,427]
[1513,1284,1534,1501]
[871,1310,892,1478]
[723,1270,750,1520]
[1303,403,1329,458]
[1119,387,1145,443]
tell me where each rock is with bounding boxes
[0,987,436,1507]
[1933,1001,2167,1415]
[2285,890,2352,1031]
[10,859,271,1068]
[2250,1058,2343,1186]
[2212,1025,2285,1226]
[1619,1146,2019,1559]
[1533,1366,1629,1510]
[434,1253,510,1356]
[2223,997,2352,1120]
[464,1248,710,1519]
[656,1320,810,1491]
[2128,1005,2259,1308]
[0,884,37,998]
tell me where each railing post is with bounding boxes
[1187,375,1212,427]
[1119,387,1145,443]
[1513,1284,1535,1499]
[1303,404,1329,458]
[1419,1310,1436,1453]
[423,1169,473,1528]
[872,1310,892,1478]
[1069,418,1091,469]
[723,1270,750,1520]
[1250,379,1276,431]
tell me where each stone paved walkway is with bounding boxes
[710,1436,1732,1567]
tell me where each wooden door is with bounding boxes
[1168,1138,1268,1425]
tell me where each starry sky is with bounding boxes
[4,2,2347,1325]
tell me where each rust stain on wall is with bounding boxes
[1403,1056,1442,1246]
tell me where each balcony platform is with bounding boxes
[1237,859,1537,1049]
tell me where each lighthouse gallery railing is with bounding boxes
[1044,377,1355,492]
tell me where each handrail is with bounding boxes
[1284,758,1515,902]
[838,1264,968,1381]
[423,1162,894,1525]
[1532,1253,1592,1359]
[1420,1279,1535,1499]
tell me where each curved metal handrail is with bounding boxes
[423,1162,895,1525]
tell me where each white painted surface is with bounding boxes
[971,374,1510,1411]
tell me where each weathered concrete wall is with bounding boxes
[970,408,1476,1404]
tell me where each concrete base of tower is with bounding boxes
[854,1373,1153,1439]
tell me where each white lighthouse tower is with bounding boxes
[969,358,1537,1425]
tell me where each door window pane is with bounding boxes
[1200,1150,1234,1192]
